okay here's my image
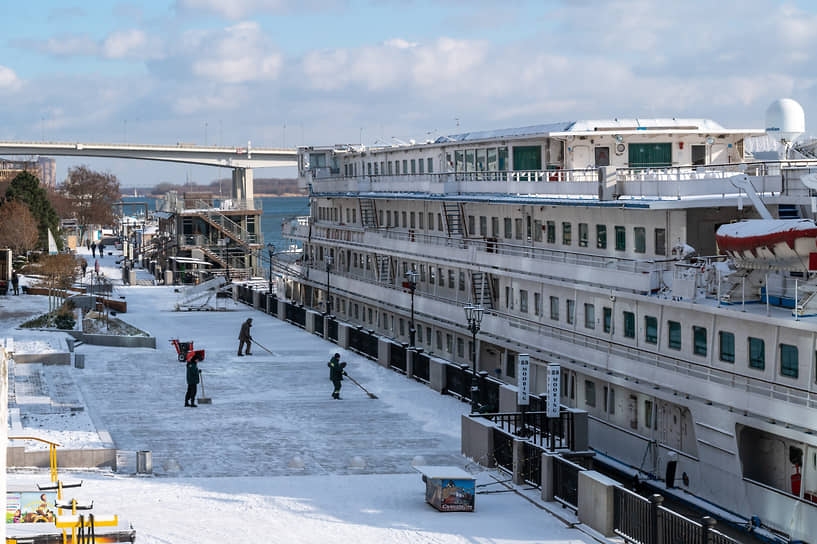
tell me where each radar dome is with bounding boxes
[765,98,805,144]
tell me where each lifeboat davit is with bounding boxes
[716,219,817,271]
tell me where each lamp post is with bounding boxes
[224,238,231,282]
[404,270,418,347]
[267,243,275,294]
[464,304,484,413]
[325,255,333,315]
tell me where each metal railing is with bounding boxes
[552,455,583,509]
[412,351,430,383]
[479,410,577,451]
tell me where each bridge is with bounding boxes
[0,140,298,200]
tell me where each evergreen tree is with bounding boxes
[5,171,62,251]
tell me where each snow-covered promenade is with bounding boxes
[3,246,599,543]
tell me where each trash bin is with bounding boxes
[74,354,85,369]
[415,465,475,512]
[136,450,153,474]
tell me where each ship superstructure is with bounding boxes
[282,105,817,541]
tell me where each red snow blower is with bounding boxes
[170,338,205,363]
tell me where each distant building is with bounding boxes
[0,157,56,194]
[37,157,56,187]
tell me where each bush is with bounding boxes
[54,313,75,330]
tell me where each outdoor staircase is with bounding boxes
[192,200,257,249]
[778,204,801,219]
[719,269,764,304]
[199,246,228,268]
[359,198,378,228]
[442,202,465,237]
[376,255,392,284]
[470,271,494,309]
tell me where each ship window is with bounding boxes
[428,213,433,230]
[597,225,607,249]
[436,330,443,350]
[515,218,523,240]
[465,150,475,171]
[402,159,408,173]
[505,286,511,309]
[446,334,453,353]
[487,148,497,171]
[491,217,499,237]
[595,146,610,167]
[520,290,529,313]
[457,337,464,358]
[506,352,515,378]
[615,226,626,251]
[550,296,559,320]
[691,145,706,166]
[410,212,416,229]
[468,215,475,235]
[379,210,384,226]
[562,222,572,245]
[438,268,445,286]
[426,326,431,345]
[417,326,423,343]
[437,213,443,231]
[634,227,646,253]
[418,158,424,174]
[504,218,512,239]
[512,146,542,171]
[655,228,666,255]
[418,212,424,230]
[448,270,455,289]
[606,386,615,414]
[429,266,436,284]
[387,161,392,175]
[459,271,465,291]
[585,380,596,407]
[367,162,372,175]
[578,223,588,247]
[623,311,635,338]
[498,147,508,171]
[402,211,407,228]
[374,162,378,175]
[535,293,542,316]
[427,158,433,173]
[546,221,556,243]
[780,344,799,378]
[411,159,416,174]
[693,326,707,356]
[476,149,487,171]
[585,303,595,329]
[603,307,612,333]
[534,220,543,241]
[567,299,575,325]
[455,151,464,172]
[629,143,672,168]
[719,331,735,363]
[645,316,658,344]
[749,337,765,369]
[399,318,404,336]
[644,400,654,428]
[419,264,426,282]
[479,216,487,237]
[668,321,681,350]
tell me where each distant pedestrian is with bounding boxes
[99,241,105,256]
[185,355,201,407]
[328,353,347,399]
[94,259,99,276]
[237,318,253,356]
[91,242,96,258]
[85,239,90,251]
[80,258,87,277]
[11,271,19,295]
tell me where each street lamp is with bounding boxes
[267,243,275,294]
[325,255,333,315]
[464,304,484,413]
[403,270,418,347]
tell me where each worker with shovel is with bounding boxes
[328,353,347,399]
[185,354,201,407]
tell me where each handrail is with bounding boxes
[9,436,61,482]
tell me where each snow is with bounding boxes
[3,245,597,544]
[715,218,817,238]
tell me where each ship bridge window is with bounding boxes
[693,326,707,356]
[597,225,607,249]
[513,146,542,171]
[476,149,487,171]
[465,150,475,171]
[780,344,799,378]
[749,337,765,370]
[668,321,681,350]
[455,150,464,172]
[628,143,672,168]
[309,153,327,168]
[719,331,735,363]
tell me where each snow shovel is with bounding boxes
[252,339,275,356]
[197,369,212,404]
[344,372,378,399]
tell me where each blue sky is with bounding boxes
[1,0,816,187]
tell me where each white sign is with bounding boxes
[517,354,530,405]
[546,364,561,418]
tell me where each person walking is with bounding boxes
[91,242,96,258]
[85,239,90,251]
[237,317,253,356]
[11,271,19,295]
[185,355,200,407]
[98,240,105,256]
[328,353,347,399]
[80,258,87,277]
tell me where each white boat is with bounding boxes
[281,100,817,541]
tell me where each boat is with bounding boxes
[280,98,817,541]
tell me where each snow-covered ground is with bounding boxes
[3,245,601,543]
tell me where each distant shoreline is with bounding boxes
[122,193,306,198]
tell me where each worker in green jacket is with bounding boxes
[328,353,347,399]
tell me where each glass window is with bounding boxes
[615,226,626,251]
[645,400,654,428]
[437,213,443,231]
[693,326,707,356]
[567,299,575,325]
[604,386,615,414]
[562,222,572,245]
[448,270,455,289]
[491,217,499,237]
[438,268,445,286]
[468,215,475,235]
[418,212,424,230]
[479,216,487,237]
[418,158,424,174]
[668,321,681,350]
[498,147,508,170]
[487,148,497,171]
[417,325,423,343]
[585,380,596,407]
[534,293,542,316]
[534,220,543,242]
[578,223,588,247]
[645,316,658,344]
[505,286,511,309]
[410,159,416,174]
[520,290,528,313]
[514,218,523,240]
[780,344,799,378]
[428,213,433,230]
[402,211,407,228]
[623,311,635,338]
[603,307,612,333]
[597,225,607,249]
[655,228,666,255]
[719,331,735,363]
[446,334,453,353]
[457,337,464,358]
[455,151,464,172]
[634,227,646,253]
[546,221,556,243]
[436,330,443,350]
[465,149,475,171]
[584,303,595,329]
[550,296,559,320]
[402,159,408,173]
[504,218,512,239]
[459,271,465,291]
[476,149,487,171]
[427,158,433,173]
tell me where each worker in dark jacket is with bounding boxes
[237,318,253,356]
[328,353,347,399]
[11,272,19,295]
[185,355,200,407]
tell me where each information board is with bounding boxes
[546,363,561,417]
[517,354,530,405]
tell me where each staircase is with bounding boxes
[778,204,801,219]
[442,202,465,237]
[193,200,257,249]
[376,255,392,283]
[471,271,494,309]
[359,198,378,228]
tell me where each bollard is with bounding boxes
[136,450,153,474]
[74,354,85,369]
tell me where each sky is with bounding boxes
[1,0,816,187]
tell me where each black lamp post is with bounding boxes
[267,243,275,294]
[325,255,333,315]
[464,304,484,413]
[404,270,418,347]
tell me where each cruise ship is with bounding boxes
[281,99,817,541]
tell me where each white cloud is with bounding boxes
[185,22,282,83]
[0,65,21,92]
[176,0,341,19]
[103,29,161,59]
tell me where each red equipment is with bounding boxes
[170,339,205,363]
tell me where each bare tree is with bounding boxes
[0,199,40,254]
[62,166,121,239]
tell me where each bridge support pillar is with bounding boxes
[231,167,254,203]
